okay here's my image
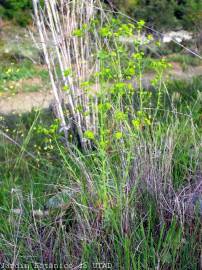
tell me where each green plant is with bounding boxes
[0,0,32,26]
[110,0,202,30]
[167,53,202,69]
[0,60,49,93]
[1,105,201,268]
[0,1,201,268]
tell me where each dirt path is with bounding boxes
[0,90,53,115]
[168,63,202,79]
[0,64,202,115]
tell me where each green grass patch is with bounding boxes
[0,60,49,93]
[167,53,202,70]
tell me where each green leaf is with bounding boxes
[64,68,71,77]
[162,251,172,264]
[84,130,95,140]
[63,85,69,91]
[99,26,112,37]
[114,131,123,140]
[115,111,126,121]
[72,29,84,37]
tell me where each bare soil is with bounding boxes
[0,90,53,114]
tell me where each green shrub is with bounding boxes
[0,0,32,26]
[111,0,202,30]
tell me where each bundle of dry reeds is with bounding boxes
[32,0,105,149]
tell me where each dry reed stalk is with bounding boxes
[32,0,103,149]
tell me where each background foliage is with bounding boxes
[0,0,202,29]
[0,0,32,26]
[112,0,202,29]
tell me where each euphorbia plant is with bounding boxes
[32,0,169,151]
